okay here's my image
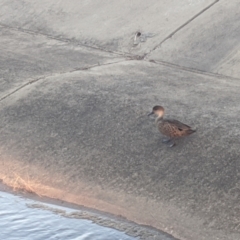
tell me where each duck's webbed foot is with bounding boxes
[167,141,176,147]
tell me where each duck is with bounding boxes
[148,106,196,147]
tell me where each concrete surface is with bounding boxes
[0,0,216,55]
[0,1,240,240]
[148,0,240,78]
[0,26,123,99]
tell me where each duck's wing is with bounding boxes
[166,119,192,130]
[162,119,196,137]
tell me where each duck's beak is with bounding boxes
[147,111,154,116]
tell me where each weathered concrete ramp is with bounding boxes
[0,0,216,54]
[149,0,240,78]
[0,1,240,240]
[1,61,240,240]
[0,26,124,99]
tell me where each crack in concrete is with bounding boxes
[149,59,240,82]
[1,55,239,104]
[0,0,220,62]
[0,59,127,102]
[0,23,138,59]
[144,0,220,58]
[2,0,239,104]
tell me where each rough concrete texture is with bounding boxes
[0,0,216,55]
[0,26,123,99]
[0,1,240,240]
[148,0,240,78]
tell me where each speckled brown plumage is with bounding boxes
[148,105,196,147]
[157,118,196,138]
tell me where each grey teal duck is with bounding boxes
[148,106,196,147]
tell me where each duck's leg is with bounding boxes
[162,137,171,143]
[162,138,176,147]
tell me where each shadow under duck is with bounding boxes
[148,106,196,147]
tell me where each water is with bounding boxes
[0,191,137,240]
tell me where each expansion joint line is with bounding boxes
[147,59,240,82]
[0,22,131,59]
[144,0,220,58]
[0,59,127,102]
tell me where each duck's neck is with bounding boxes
[155,116,163,123]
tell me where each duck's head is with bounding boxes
[148,106,165,118]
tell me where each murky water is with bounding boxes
[0,191,137,240]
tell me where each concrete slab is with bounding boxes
[1,0,240,239]
[0,25,123,98]
[148,0,240,78]
[0,61,239,240]
[215,49,240,78]
[0,0,216,55]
